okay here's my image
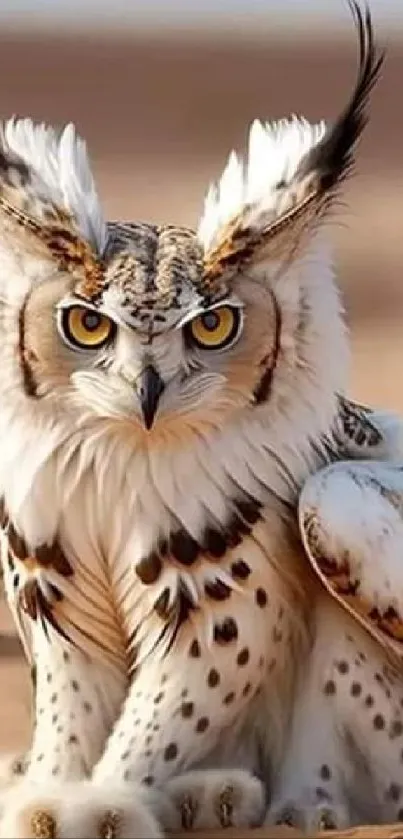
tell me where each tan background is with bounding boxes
[0,24,402,836]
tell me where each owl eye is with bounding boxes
[186,306,242,350]
[58,306,115,351]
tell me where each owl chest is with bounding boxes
[113,506,303,675]
[0,459,302,675]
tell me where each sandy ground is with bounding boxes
[0,27,402,836]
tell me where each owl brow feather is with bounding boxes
[202,0,384,287]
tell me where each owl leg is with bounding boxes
[267,596,403,829]
[266,596,355,831]
[90,630,267,830]
[0,631,153,837]
[24,635,126,782]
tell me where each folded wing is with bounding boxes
[299,459,403,662]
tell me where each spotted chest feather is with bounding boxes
[0,498,73,640]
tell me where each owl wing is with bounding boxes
[334,395,403,461]
[299,458,403,661]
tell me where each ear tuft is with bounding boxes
[2,118,107,253]
[198,1,384,284]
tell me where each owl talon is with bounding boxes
[164,769,265,830]
[0,780,163,839]
[178,794,199,830]
[268,799,350,833]
[217,785,234,827]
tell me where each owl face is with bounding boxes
[0,2,382,449]
[21,222,281,436]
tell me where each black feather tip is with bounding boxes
[297,0,385,193]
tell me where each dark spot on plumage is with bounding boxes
[154,587,172,620]
[272,627,283,643]
[170,531,199,566]
[203,527,227,559]
[19,578,39,620]
[315,787,332,803]
[176,583,196,629]
[205,579,231,601]
[236,498,262,525]
[196,716,209,733]
[135,552,162,584]
[391,720,403,738]
[351,681,362,697]
[207,668,220,688]
[7,522,28,560]
[237,647,250,667]
[189,639,201,658]
[214,617,238,644]
[181,701,194,718]
[18,576,73,647]
[386,783,401,802]
[35,541,74,577]
[255,587,268,607]
[226,514,250,548]
[164,742,178,761]
[231,559,251,580]
[223,691,235,705]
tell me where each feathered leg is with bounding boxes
[267,595,403,830]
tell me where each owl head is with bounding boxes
[0,2,383,459]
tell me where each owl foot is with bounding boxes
[267,798,351,833]
[163,768,266,830]
[0,780,164,838]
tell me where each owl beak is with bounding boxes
[137,364,165,430]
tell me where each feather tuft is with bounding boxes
[198,1,384,283]
[2,117,107,253]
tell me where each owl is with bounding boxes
[0,2,401,836]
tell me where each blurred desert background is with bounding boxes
[0,0,402,795]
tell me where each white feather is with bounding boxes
[3,117,107,253]
[198,116,327,250]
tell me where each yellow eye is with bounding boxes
[187,306,242,350]
[59,306,115,350]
